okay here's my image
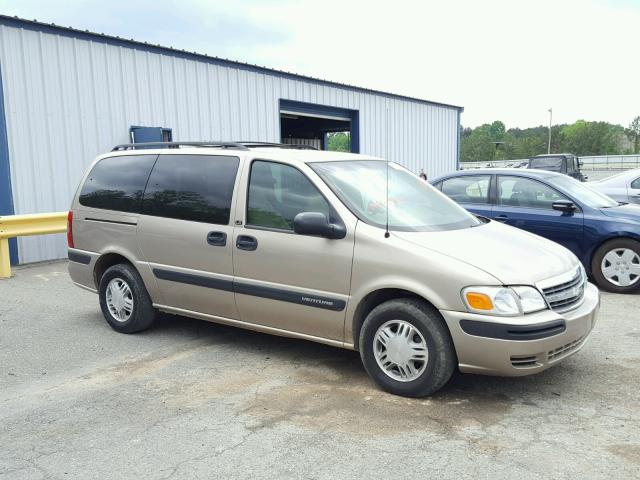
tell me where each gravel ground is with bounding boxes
[1,261,638,480]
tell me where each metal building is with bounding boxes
[0,15,464,264]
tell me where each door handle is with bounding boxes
[495,214,509,223]
[207,231,227,246]
[236,235,258,251]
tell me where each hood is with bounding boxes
[393,220,579,286]
[600,204,640,223]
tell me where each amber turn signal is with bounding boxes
[465,292,494,310]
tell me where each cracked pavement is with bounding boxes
[1,261,639,479]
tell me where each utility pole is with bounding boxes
[548,108,553,154]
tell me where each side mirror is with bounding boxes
[552,200,577,212]
[293,212,346,239]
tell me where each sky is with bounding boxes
[0,0,638,129]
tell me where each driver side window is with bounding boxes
[247,160,331,230]
[631,177,640,190]
[498,176,568,209]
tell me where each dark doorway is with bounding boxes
[279,100,359,152]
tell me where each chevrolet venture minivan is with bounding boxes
[68,142,600,397]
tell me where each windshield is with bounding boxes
[310,160,481,232]
[551,175,618,208]
[530,157,564,171]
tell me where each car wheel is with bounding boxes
[98,263,157,333]
[359,298,456,397]
[592,238,640,293]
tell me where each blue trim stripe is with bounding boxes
[0,15,463,113]
[0,62,18,264]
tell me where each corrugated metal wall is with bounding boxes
[0,21,461,263]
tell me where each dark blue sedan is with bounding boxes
[432,168,640,293]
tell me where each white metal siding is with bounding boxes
[0,23,460,263]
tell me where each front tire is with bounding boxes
[359,298,456,397]
[592,238,640,293]
[98,263,157,333]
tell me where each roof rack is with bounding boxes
[111,141,319,151]
[111,141,249,151]
[239,141,318,150]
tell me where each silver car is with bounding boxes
[588,169,640,204]
[67,142,599,397]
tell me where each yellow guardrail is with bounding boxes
[0,212,68,278]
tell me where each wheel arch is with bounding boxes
[350,287,444,351]
[93,251,136,288]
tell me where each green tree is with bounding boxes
[561,120,623,155]
[327,132,350,152]
[626,116,640,153]
[461,119,627,162]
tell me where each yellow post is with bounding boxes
[0,237,10,279]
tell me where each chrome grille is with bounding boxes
[542,268,585,313]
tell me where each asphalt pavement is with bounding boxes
[1,261,638,479]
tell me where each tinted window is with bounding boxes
[79,155,157,213]
[143,155,239,224]
[631,177,640,189]
[247,161,331,230]
[441,175,490,204]
[530,157,563,172]
[498,176,567,209]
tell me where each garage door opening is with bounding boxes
[279,100,359,153]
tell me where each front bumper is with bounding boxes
[440,282,600,376]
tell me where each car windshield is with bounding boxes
[551,175,618,208]
[310,160,481,232]
[530,157,563,171]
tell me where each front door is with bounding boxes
[137,154,241,319]
[492,175,584,257]
[232,159,355,342]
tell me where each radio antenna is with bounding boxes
[384,106,390,238]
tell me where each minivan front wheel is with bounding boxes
[99,263,157,333]
[359,298,456,397]
[592,239,640,293]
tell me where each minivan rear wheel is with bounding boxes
[359,298,456,397]
[99,263,157,333]
[592,238,640,293]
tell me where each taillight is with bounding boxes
[67,210,74,248]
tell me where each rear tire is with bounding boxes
[592,238,640,294]
[359,298,456,397]
[98,263,157,333]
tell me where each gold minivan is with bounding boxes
[68,142,600,397]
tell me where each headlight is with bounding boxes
[462,286,547,316]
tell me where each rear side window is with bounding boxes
[247,160,331,230]
[631,177,640,189]
[142,155,239,224]
[441,175,490,204]
[79,155,157,213]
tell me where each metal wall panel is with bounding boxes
[0,22,461,263]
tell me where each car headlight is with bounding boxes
[462,286,547,316]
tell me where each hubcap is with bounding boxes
[106,278,134,322]
[373,320,428,382]
[601,248,640,287]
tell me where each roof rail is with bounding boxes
[111,141,249,151]
[237,141,319,150]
